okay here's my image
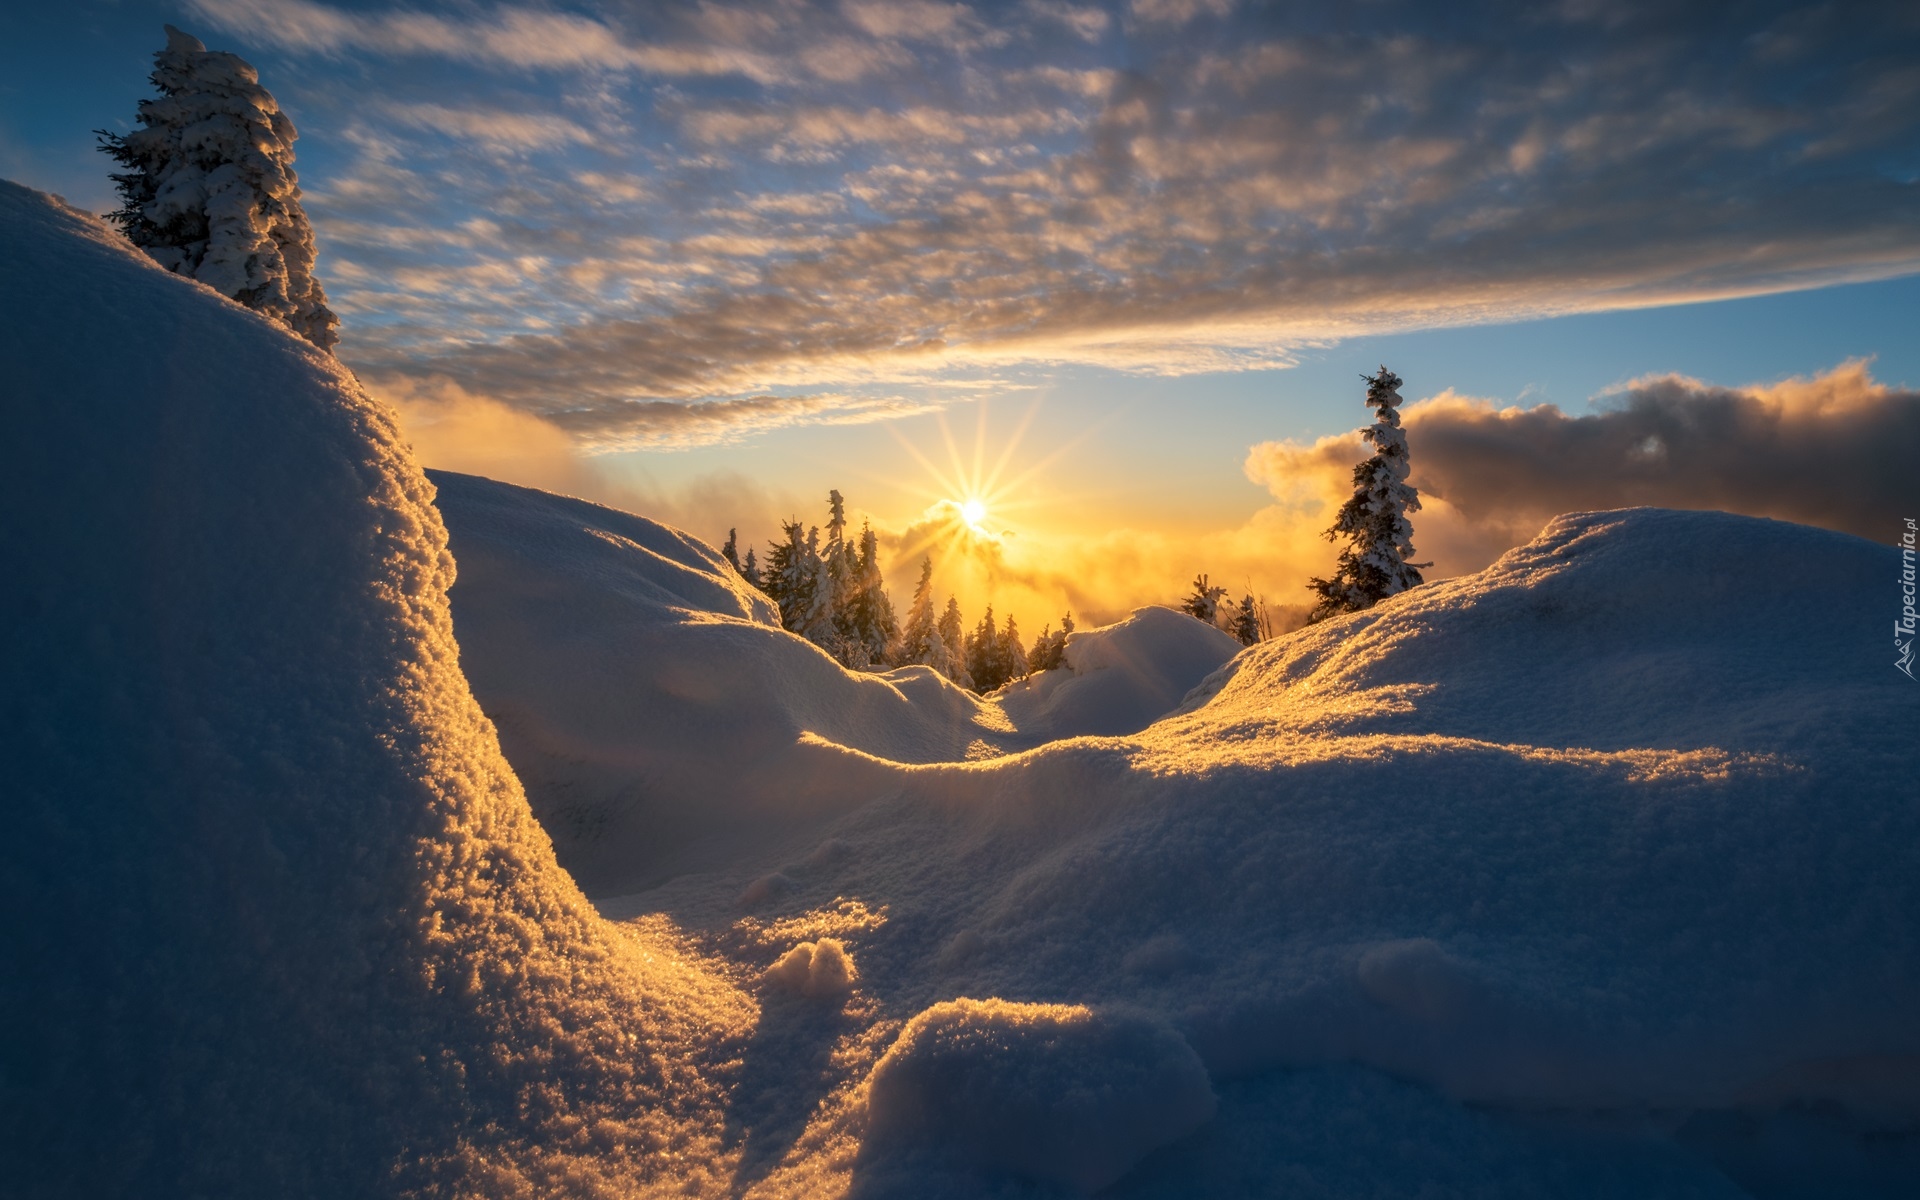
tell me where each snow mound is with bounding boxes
[1175,506,1894,756]
[764,937,860,999]
[430,470,1016,893]
[861,999,1215,1193]
[623,504,1917,1197]
[431,472,1241,895]
[997,605,1243,739]
[1,181,750,1197]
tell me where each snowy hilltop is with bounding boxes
[6,178,1918,1199]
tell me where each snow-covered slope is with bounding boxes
[0,181,752,1198]
[998,605,1243,739]
[431,470,1240,893]
[607,508,1920,1199]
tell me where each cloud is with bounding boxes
[384,104,596,151]
[369,374,603,496]
[371,374,805,550]
[187,0,792,81]
[1245,361,1918,579]
[1402,360,1916,547]
[180,0,1920,438]
[536,392,951,450]
[1128,0,1235,28]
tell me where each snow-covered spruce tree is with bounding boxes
[98,26,338,353]
[846,521,898,668]
[763,520,818,633]
[1182,573,1229,629]
[741,546,762,591]
[1231,595,1261,646]
[722,529,742,574]
[1306,366,1429,623]
[998,613,1028,687]
[1027,610,1073,673]
[966,605,1002,693]
[898,557,939,665]
[808,491,851,655]
[938,597,972,690]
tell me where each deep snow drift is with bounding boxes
[0,181,753,1198]
[9,177,1918,1199]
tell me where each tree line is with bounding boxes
[721,490,1075,693]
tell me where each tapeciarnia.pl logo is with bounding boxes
[1899,518,1916,679]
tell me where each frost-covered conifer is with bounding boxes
[846,521,898,667]
[1306,366,1429,623]
[1027,611,1073,672]
[98,26,338,352]
[808,492,850,652]
[938,597,971,690]
[763,521,818,633]
[1181,573,1229,628]
[741,547,762,591]
[1231,595,1261,646]
[966,605,1001,693]
[898,557,939,665]
[721,529,742,573]
[998,614,1028,686]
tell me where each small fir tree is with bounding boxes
[998,614,1028,687]
[845,521,898,667]
[966,605,1002,693]
[1028,610,1074,673]
[741,547,762,591]
[1306,366,1429,623]
[898,557,939,665]
[721,529,742,573]
[98,26,339,352]
[938,597,972,690]
[763,520,818,633]
[1231,595,1261,646]
[1181,573,1229,628]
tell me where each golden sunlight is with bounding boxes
[960,498,988,530]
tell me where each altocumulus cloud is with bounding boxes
[183,0,1920,445]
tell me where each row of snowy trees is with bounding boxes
[722,491,1075,694]
[723,490,898,670]
[1179,573,1267,646]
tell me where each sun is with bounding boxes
[960,498,988,530]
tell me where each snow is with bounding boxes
[861,999,1216,1193]
[998,605,1244,738]
[764,938,860,999]
[10,176,1919,1197]
[2,180,751,1197]
[429,470,1241,895]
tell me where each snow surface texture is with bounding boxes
[9,176,1919,1198]
[594,512,1919,1195]
[0,181,754,1198]
[430,469,1241,894]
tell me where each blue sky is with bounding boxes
[5,0,1916,625]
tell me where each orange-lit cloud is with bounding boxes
[894,361,1917,637]
[1245,361,1917,580]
